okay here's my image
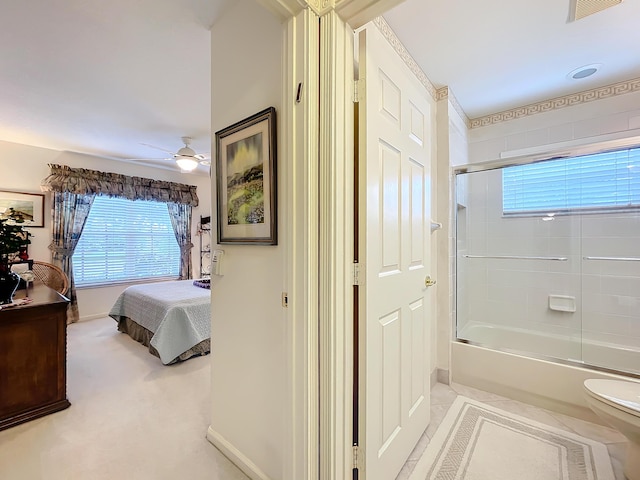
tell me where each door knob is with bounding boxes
[424,275,436,287]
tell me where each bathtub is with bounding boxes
[452,323,640,423]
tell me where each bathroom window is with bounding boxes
[503,146,640,215]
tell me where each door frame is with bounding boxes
[257,1,406,478]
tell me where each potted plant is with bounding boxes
[0,218,31,304]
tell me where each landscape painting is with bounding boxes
[226,132,265,225]
[0,191,45,227]
[215,107,277,245]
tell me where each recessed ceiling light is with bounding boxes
[568,64,602,80]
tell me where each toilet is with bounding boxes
[584,379,640,480]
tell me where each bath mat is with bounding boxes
[409,396,615,480]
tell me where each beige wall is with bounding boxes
[0,139,211,319]
[208,1,285,479]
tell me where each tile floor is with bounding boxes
[397,382,629,480]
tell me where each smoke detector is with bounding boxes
[568,64,602,80]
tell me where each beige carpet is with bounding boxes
[0,316,248,480]
[409,396,616,480]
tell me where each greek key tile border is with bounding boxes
[470,77,640,128]
[436,87,448,102]
[373,16,437,100]
[437,87,470,127]
[376,17,640,129]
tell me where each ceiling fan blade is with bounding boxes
[127,158,175,163]
[138,142,175,154]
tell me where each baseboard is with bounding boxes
[437,368,450,385]
[206,426,271,480]
[430,368,438,387]
[79,313,110,322]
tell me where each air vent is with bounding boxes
[572,0,623,20]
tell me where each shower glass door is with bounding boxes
[455,147,640,375]
[580,210,640,375]
[455,166,583,363]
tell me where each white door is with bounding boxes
[358,24,433,480]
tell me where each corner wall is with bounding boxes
[435,96,469,378]
[0,139,210,319]
[207,1,285,479]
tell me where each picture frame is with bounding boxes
[215,107,277,245]
[0,190,45,227]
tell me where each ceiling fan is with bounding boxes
[133,137,210,172]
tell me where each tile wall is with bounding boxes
[455,92,640,374]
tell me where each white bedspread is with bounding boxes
[109,280,211,364]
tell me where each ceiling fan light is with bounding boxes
[175,157,199,171]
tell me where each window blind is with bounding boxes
[73,196,180,287]
[503,147,640,214]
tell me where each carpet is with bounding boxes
[409,396,615,480]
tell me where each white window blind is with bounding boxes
[73,196,180,287]
[503,147,640,215]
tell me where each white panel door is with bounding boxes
[359,24,433,480]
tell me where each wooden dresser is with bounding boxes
[0,284,70,431]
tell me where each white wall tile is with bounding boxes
[581,274,601,294]
[505,132,527,151]
[583,311,630,336]
[525,127,550,148]
[601,275,640,297]
[548,123,574,144]
[629,114,640,130]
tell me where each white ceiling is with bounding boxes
[384,0,640,119]
[0,0,232,172]
[1,0,639,172]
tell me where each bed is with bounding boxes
[109,279,211,365]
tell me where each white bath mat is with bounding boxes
[409,396,615,480]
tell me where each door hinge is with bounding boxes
[352,263,364,286]
[354,79,362,103]
[352,444,359,470]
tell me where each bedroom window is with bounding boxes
[503,146,640,215]
[73,196,180,287]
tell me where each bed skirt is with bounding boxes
[116,317,210,365]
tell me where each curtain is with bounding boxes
[41,164,200,322]
[41,164,199,207]
[167,203,193,279]
[49,191,95,324]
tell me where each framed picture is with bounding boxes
[0,190,45,227]
[215,107,277,245]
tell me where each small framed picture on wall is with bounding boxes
[0,190,45,227]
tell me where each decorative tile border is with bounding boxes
[470,77,640,128]
[375,17,640,129]
[437,87,470,127]
[436,87,448,101]
[373,16,437,100]
[574,0,622,20]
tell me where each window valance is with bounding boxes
[41,164,199,207]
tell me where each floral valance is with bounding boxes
[41,164,199,207]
